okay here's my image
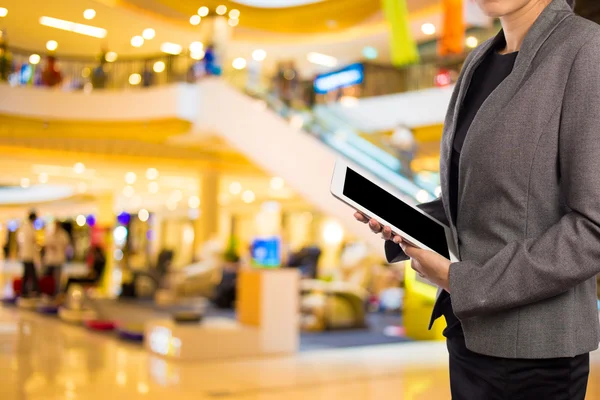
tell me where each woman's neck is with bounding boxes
[499,0,552,54]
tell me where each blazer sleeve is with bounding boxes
[385,197,448,263]
[448,34,600,320]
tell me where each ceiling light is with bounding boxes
[129,73,141,85]
[142,28,155,40]
[123,186,135,197]
[125,172,137,185]
[138,209,150,222]
[242,190,255,204]
[307,52,338,68]
[0,8,7,17]
[77,182,87,193]
[188,196,200,209]
[270,177,285,190]
[232,57,247,70]
[198,6,209,17]
[189,41,203,53]
[102,52,117,63]
[29,54,41,65]
[38,173,48,184]
[228,18,239,27]
[216,5,227,15]
[229,9,240,19]
[191,51,205,60]
[131,36,144,47]
[153,61,165,73]
[229,181,242,195]
[322,220,343,245]
[421,23,436,35]
[190,15,201,25]
[148,181,159,193]
[46,40,58,51]
[146,168,159,180]
[76,215,86,227]
[252,49,266,61]
[20,178,30,188]
[416,190,430,203]
[83,9,96,20]
[161,42,182,55]
[39,16,107,38]
[74,162,85,174]
[466,36,479,49]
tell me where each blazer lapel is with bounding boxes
[453,0,573,226]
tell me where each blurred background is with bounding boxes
[0,1,598,399]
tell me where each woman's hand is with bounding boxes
[353,211,398,241]
[394,237,451,292]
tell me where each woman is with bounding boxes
[355,0,599,398]
[43,221,70,296]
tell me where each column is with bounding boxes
[439,0,465,57]
[94,193,116,297]
[193,171,219,258]
[381,0,420,66]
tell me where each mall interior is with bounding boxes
[0,0,599,399]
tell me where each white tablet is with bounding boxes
[330,159,458,262]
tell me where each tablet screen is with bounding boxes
[343,167,449,258]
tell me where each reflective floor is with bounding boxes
[0,306,599,399]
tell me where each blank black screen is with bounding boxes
[343,168,449,258]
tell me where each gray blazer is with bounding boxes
[386,0,600,359]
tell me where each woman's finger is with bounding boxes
[393,235,403,244]
[381,226,393,240]
[368,219,383,234]
[354,212,368,223]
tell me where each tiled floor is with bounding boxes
[0,306,599,400]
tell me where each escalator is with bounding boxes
[194,79,443,250]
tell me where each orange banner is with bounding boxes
[439,0,465,57]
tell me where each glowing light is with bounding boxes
[137,382,149,394]
[435,186,442,197]
[77,182,87,193]
[289,114,304,130]
[131,35,144,47]
[198,6,209,17]
[416,190,430,203]
[229,9,240,19]
[105,51,118,62]
[123,186,135,198]
[76,215,86,227]
[160,42,182,55]
[29,54,41,65]
[142,28,155,40]
[0,8,7,17]
[116,372,127,386]
[129,73,142,85]
[20,178,30,188]
[189,15,201,25]
[138,209,150,222]
[171,190,183,202]
[113,226,128,243]
[86,215,96,226]
[270,177,284,190]
[228,18,239,27]
[114,249,123,261]
[191,51,205,60]
[421,23,436,35]
[229,181,242,195]
[363,46,378,60]
[46,40,58,51]
[83,9,96,20]
[117,212,131,225]
[39,16,107,38]
[34,219,44,230]
[125,172,137,185]
[307,52,338,68]
[188,196,200,209]
[183,226,194,244]
[242,190,255,204]
[148,181,159,193]
[216,5,227,15]
[146,168,158,180]
[189,41,203,53]
[340,96,359,108]
[153,61,165,73]
[466,36,479,49]
[38,172,48,184]
[322,220,343,245]
[232,57,246,70]
[252,49,266,61]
